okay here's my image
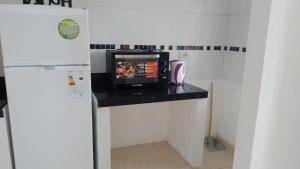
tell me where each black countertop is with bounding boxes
[0,74,208,110]
[92,73,208,107]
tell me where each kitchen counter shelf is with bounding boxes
[92,73,208,107]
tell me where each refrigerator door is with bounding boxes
[0,5,90,66]
[4,65,93,169]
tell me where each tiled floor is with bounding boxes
[112,141,234,169]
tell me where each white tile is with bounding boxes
[202,0,229,15]
[111,142,236,169]
[179,51,224,81]
[111,142,235,169]
[226,15,250,46]
[223,166,233,169]
[194,167,210,169]
[169,51,180,61]
[200,15,228,44]
[198,51,224,79]
[106,8,143,44]
[117,143,157,156]
[174,0,203,14]
[141,11,172,44]
[118,143,173,169]
[172,13,202,45]
[90,50,106,73]
[142,0,174,11]
[228,0,252,15]
[0,0,19,4]
[108,0,143,9]
[222,52,246,83]
[182,51,201,81]
[72,0,108,7]
[86,6,109,43]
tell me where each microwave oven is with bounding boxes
[106,50,169,87]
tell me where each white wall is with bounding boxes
[72,0,227,82]
[167,99,208,167]
[211,0,251,146]
[233,0,272,168]
[224,0,251,83]
[213,80,242,145]
[189,78,243,146]
[110,102,168,148]
[234,0,300,169]
[248,1,300,169]
[0,0,19,4]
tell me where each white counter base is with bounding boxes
[96,98,208,169]
[95,107,111,169]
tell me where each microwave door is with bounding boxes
[114,54,160,85]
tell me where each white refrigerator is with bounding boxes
[0,5,94,169]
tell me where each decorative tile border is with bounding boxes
[90,43,247,53]
[90,44,115,50]
[242,47,247,52]
[230,46,240,52]
[134,45,156,50]
[177,46,204,50]
[214,46,222,51]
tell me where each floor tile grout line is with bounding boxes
[151,142,177,169]
[112,142,234,169]
[219,164,233,169]
[154,141,199,169]
[115,148,128,169]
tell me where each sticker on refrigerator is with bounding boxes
[67,71,84,99]
[58,19,80,40]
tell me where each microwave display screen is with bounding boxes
[114,54,160,84]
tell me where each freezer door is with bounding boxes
[0,6,90,66]
[4,66,93,169]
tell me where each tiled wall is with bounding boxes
[215,0,251,145]
[223,0,251,83]
[0,0,249,82]
[71,0,248,81]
